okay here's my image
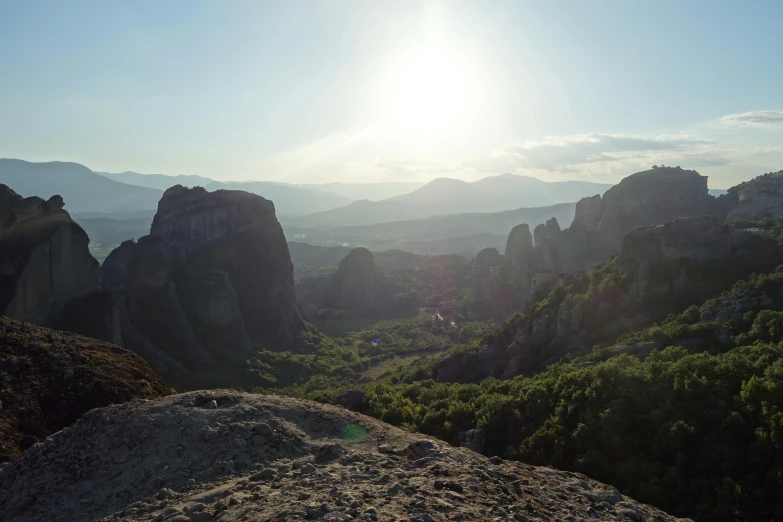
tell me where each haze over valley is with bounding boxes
[2,2,783,521]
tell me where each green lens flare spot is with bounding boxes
[342,423,367,443]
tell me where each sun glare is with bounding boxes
[384,46,475,134]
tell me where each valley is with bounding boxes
[1,163,782,521]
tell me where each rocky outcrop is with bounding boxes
[504,224,536,291]
[331,247,381,310]
[475,247,501,275]
[335,389,366,411]
[102,186,307,378]
[459,428,486,453]
[0,316,167,463]
[582,167,715,252]
[0,391,687,522]
[0,185,118,343]
[620,215,753,267]
[571,194,602,231]
[725,170,783,221]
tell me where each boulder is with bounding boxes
[459,429,486,454]
[335,389,366,411]
[433,353,463,383]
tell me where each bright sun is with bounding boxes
[384,46,475,134]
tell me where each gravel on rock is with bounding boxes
[0,391,691,522]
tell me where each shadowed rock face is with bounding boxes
[331,247,381,310]
[0,316,167,463]
[0,185,118,343]
[102,186,307,377]
[619,215,753,267]
[569,167,714,254]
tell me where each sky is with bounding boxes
[1,0,782,189]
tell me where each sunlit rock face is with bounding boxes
[724,170,783,221]
[573,167,714,252]
[0,184,118,343]
[103,185,307,377]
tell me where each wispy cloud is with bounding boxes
[480,133,715,171]
[719,111,783,127]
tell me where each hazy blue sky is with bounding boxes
[1,0,781,188]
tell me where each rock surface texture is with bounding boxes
[0,316,167,464]
[102,186,307,377]
[0,391,688,522]
[619,215,753,267]
[0,184,119,343]
[581,167,715,252]
[725,170,783,221]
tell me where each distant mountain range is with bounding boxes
[284,174,611,228]
[203,181,351,217]
[0,159,162,214]
[299,181,424,201]
[96,171,214,191]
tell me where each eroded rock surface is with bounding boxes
[102,186,307,377]
[0,185,118,343]
[0,316,167,463]
[0,391,688,522]
[725,170,783,221]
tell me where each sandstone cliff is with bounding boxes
[724,170,783,221]
[0,185,119,344]
[579,167,715,252]
[0,316,168,463]
[619,215,753,268]
[0,390,687,522]
[102,186,307,378]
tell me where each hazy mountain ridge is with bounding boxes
[0,159,162,214]
[287,174,611,228]
[96,171,215,190]
[205,180,352,217]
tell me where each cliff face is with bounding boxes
[0,185,118,343]
[619,215,753,267]
[103,186,307,378]
[0,316,168,463]
[574,167,714,252]
[725,170,783,221]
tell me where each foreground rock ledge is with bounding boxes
[0,391,689,522]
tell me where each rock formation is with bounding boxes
[0,390,687,522]
[331,247,381,310]
[0,316,167,463]
[0,185,119,344]
[102,186,307,378]
[580,166,715,252]
[504,224,536,291]
[475,247,501,275]
[619,215,753,268]
[724,170,783,221]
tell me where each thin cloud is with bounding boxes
[494,133,713,170]
[719,111,783,127]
